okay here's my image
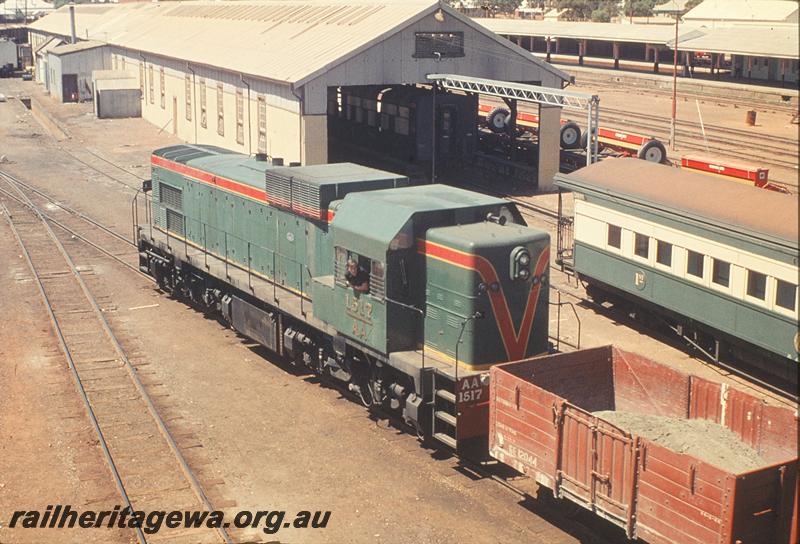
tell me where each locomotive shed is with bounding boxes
[29,0,572,191]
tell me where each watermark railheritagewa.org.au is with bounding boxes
[4,505,331,535]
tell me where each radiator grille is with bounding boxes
[166,208,185,236]
[265,172,323,220]
[265,171,292,208]
[159,183,183,210]
[292,179,321,219]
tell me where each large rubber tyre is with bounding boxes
[579,128,599,152]
[559,122,581,149]
[486,107,510,133]
[638,139,667,163]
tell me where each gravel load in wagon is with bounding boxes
[592,410,765,474]
[489,345,798,544]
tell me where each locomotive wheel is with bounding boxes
[486,107,510,133]
[638,139,667,163]
[559,122,581,149]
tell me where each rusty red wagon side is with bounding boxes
[489,346,798,544]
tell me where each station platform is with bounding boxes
[548,56,799,106]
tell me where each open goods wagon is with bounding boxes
[489,346,798,544]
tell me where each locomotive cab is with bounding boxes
[421,222,550,369]
[313,184,549,370]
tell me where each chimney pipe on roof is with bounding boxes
[69,3,77,45]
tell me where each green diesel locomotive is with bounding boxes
[136,144,550,453]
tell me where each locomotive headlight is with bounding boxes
[509,246,532,281]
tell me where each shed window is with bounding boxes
[199,79,207,128]
[712,259,730,287]
[236,88,244,145]
[139,63,144,98]
[633,233,649,259]
[185,74,192,121]
[414,31,465,58]
[656,240,672,267]
[775,280,797,311]
[257,95,267,154]
[216,82,224,137]
[607,224,621,249]
[159,67,165,109]
[746,270,767,300]
[686,250,704,278]
[148,65,154,104]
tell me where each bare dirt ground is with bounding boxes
[0,75,793,543]
[570,75,799,187]
[0,80,598,543]
[0,217,135,544]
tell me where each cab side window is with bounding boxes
[335,246,373,295]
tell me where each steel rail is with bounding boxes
[1,200,149,544]
[0,182,149,281]
[0,177,233,544]
[0,170,135,246]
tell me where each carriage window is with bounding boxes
[776,279,797,311]
[656,240,672,267]
[633,233,649,259]
[686,250,704,278]
[746,270,767,300]
[712,259,730,287]
[607,224,621,249]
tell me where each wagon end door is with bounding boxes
[557,406,637,534]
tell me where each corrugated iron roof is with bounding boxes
[555,158,798,246]
[684,0,798,23]
[29,1,439,84]
[475,18,697,45]
[477,17,799,59]
[29,0,564,86]
[49,40,106,56]
[669,26,799,59]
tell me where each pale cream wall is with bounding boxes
[109,48,306,164]
[300,114,328,165]
[536,104,561,192]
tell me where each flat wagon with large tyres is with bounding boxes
[489,345,798,544]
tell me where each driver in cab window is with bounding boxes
[345,258,370,293]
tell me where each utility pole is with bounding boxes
[670,11,679,150]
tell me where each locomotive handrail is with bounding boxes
[385,296,426,370]
[153,211,317,303]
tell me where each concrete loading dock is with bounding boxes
[29,0,573,190]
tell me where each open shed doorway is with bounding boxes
[326,85,478,183]
[62,74,78,102]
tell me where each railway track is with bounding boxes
[0,171,231,544]
[0,171,147,279]
[577,76,798,114]
[599,108,799,171]
[59,144,148,193]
